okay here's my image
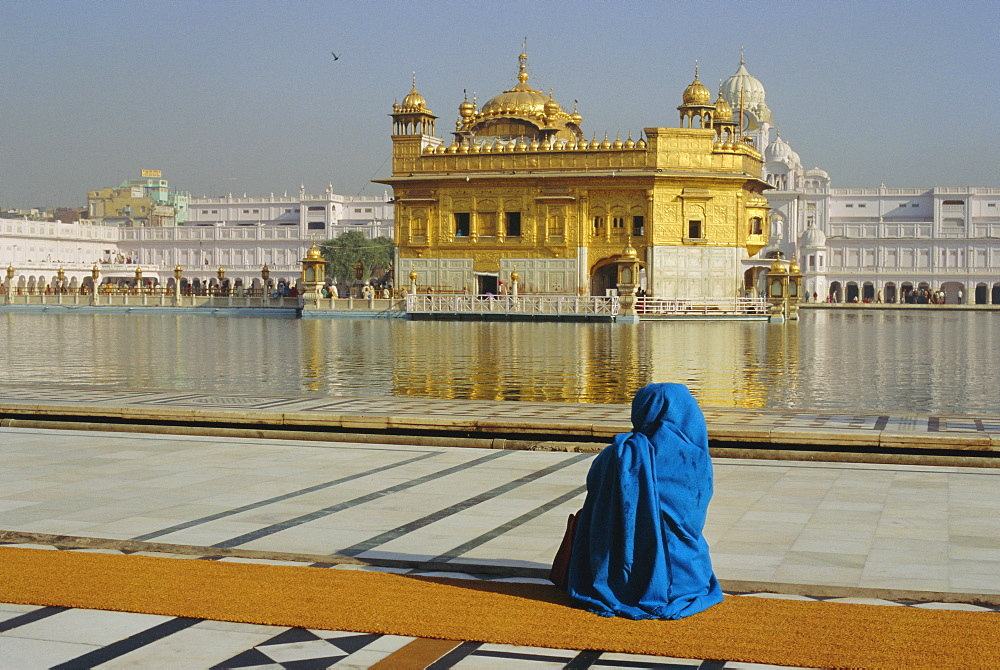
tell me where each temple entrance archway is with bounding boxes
[590,260,619,297]
[940,281,964,305]
[828,281,842,303]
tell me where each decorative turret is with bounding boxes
[391,74,438,137]
[678,63,715,129]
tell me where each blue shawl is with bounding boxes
[566,383,723,619]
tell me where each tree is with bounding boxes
[320,232,393,285]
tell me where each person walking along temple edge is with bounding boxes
[558,383,723,620]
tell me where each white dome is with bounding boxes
[806,167,829,180]
[799,225,827,248]
[722,62,772,124]
[764,135,800,166]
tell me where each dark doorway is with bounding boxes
[476,274,498,295]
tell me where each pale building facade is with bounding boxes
[3,188,394,291]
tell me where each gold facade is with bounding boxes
[377,55,770,297]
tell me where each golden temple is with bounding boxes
[377,52,770,298]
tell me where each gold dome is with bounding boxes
[714,87,733,122]
[458,92,476,118]
[544,92,562,117]
[788,260,801,274]
[481,53,550,117]
[399,75,428,112]
[305,242,323,260]
[682,65,712,106]
[621,238,639,260]
[769,259,788,273]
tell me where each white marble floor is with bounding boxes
[2,425,999,668]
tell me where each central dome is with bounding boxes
[481,52,551,117]
[460,50,583,143]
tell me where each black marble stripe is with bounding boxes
[130,450,440,542]
[566,649,603,668]
[50,617,201,669]
[0,605,66,633]
[430,483,588,564]
[213,450,512,548]
[339,453,591,557]
[929,416,941,432]
[873,415,890,431]
[472,649,577,663]
[593,658,702,668]
[426,640,481,668]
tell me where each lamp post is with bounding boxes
[766,259,789,323]
[299,242,325,311]
[261,264,271,298]
[4,265,13,305]
[409,270,418,296]
[217,266,226,296]
[510,269,519,299]
[91,264,100,306]
[174,265,183,305]
[615,238,641,324]
[134,266,143,295]
[56,267,65,295]
[787,260,803,320]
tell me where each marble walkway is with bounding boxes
[1,389,999,668]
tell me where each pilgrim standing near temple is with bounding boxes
[552,383,723,620]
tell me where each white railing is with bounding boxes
[406,294,619,316]
[637,297,771,315]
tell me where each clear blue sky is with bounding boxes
[2,0,998,209]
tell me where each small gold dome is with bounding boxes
[682,65,712,106]
[400,76,428,112]
[458,93,475,118]
[621,239,639,260]
[769,259,788,273]
[544,94,561,117]
[789,260,801,274]
[714,88,733,122]
[305,242,323,260]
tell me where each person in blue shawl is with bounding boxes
[566,383,723,619]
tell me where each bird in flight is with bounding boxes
[331,52,340,61]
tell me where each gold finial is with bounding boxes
[517,42,529,84]
[694,60,699,79]
[411,72,416,87]
[740,45,745,65]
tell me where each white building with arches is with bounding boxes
[2,188,394,294]
[726,57,1000,305]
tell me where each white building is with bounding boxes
[727,59,1000,305]
[2,188,394,292]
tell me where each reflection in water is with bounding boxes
[1,311,997,413]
